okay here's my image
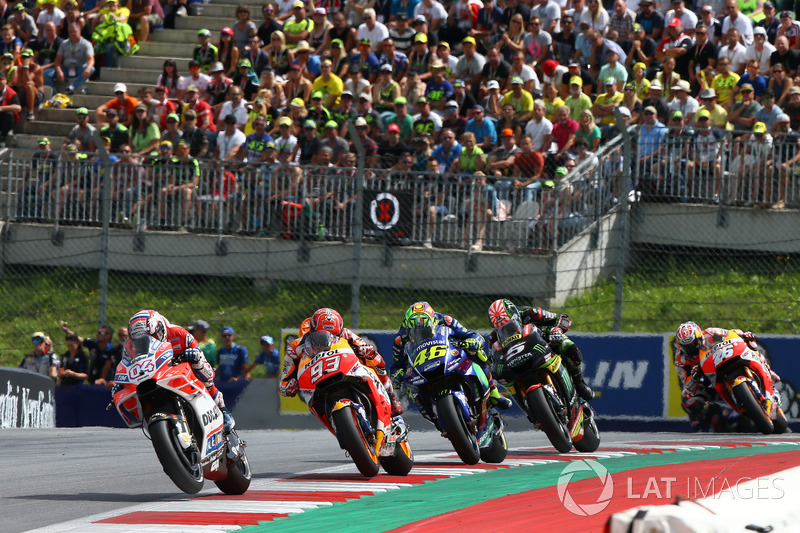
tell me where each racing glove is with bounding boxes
[182,347,203,365]
[391,368,405,391]
[280,378,299,397]
[461,337,487,362]
[548,327,564,345]
[741,331,757,342]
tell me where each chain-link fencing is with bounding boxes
[2,122,800,368]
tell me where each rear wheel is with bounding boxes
[573,412,601,453]
[332,406,380,477]
[479,426,508,464]
[150,418,204,494]
[732,383,774,434]
[436,394,480,465]
[380,440,414,475]
[773,408,788,435]
[526,387,572,453]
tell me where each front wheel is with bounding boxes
[436,394,480,465]
[479,426,508,464]
[732,383,774,435]
[773,407,788,435]
[332,406,380,477]
[214,432,252,495]
[526,387,572,453]
[380,439,414,475]
[150,418,204,494]
[573,412,601,453]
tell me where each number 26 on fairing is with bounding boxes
[310,355,341,383]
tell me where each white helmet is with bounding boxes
[129,310,169,342]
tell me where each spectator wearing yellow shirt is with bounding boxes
[565,75,593,120]
[592,77,624,126]
[711,57,740,110]
[283,0,314,50]
[500,76,534,122]
[312,58,343,109]
[542,81,565,121]
[697,88,729,130]
[631,62,651,101]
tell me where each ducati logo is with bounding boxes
[369,192,400,230]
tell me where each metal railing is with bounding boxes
[2,145,627,254]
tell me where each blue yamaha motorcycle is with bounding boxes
[402,325,507,465]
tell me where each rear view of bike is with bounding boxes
[492,321,600,454]
[404,326,508,465]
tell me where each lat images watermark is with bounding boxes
[557,460,787,517]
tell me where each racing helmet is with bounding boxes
[305,330,335,356]
[299,317,312,337]
[310,308,344,335]
[676,321,703,358]
[129,310,169,343]
[487,298,520,329]
[403,301,434,329]
[407,311,435,344]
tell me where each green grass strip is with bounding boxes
[241,443,798,532]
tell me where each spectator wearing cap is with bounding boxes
[320,118,349,164]
[193,29,220,74]
[487,126,521,180]
[406,31,432,81]
[357,8,388,52]
[412,96,443,142]
[96,82,138,127]
[711,55,740,109]
[185,84,217,137]
[215,326,250,382]
[697,87,728,130]
[217,27,241,78]
[454,36,484,89]
[598,48,627,92]
[591,77,623,130]
[650,110,692,197]
[245,335,280,378]
[96,108,128,153]
[67,106,97,152]
[721,0,754,47]
[379,121,410,167]
[312,58,344,109]
[588,30,627,81]
[564,75,592,121]
[187,320,216,366]
[484,79,503,117]
[746,26,776,76]
[16,135,55,219]
[233,58,260,100]
[758,2,780,45]
[634,0,664,41]
[464,104,497,151]
[350,36,380,83]
[728,82,762,130]
[388,13,415,54]
[12,47,42,122]
[733,59,767,103]
[350,116,380,167]
[45,22,93,94]
[442,100,467,137]
[54,342,86,387]
[378,37,409,83]
[331,89,357,131]
[500,75,534,123]
[180,107,211,158]
[206,61,233,107]
[663,0,696,37]
[283,1,313,49]
[161,111,183,147]
[181,60,211,100]
[540,59,568,91]
[151,85,176,130]
[9,3,36,43]
[386,95,414,141]
[130,102,161,156]
[667,79,698,124]
[19,331,58,380]
[620,23,655,75]
[654,17,692,81]
[768,112,799,208]
[782,85,800,129]
[423,60,453,114]
[736,120,773,206]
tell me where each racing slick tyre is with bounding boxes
[479,427,508,464]
[333,405,380,477]
[733,383,774,435]
[773,408,789,435]
[573,412,601,453]
[380,439,414,476]
[150,418,205,494]
[436,394,480,465]
[527,386,572,453]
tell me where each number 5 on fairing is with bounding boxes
[310,355,341,383]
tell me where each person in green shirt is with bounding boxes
[189,320,216,367]
[565,75,593,121]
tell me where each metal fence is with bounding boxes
[2,123,800,369]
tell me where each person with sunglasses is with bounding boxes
[19,331,58,381]
[60,321,120,386]
[257,3,283,48]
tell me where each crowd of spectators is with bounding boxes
[13,0,800,249]
[17,320,279,385]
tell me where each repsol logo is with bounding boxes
[202,408,220,425]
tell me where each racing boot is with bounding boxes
[562,344,594,402]
[380,373,404,416]
[488,380,512,409]
[212,389,235,433]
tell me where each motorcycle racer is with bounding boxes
[486,299,594,402]
[115,310,236,433]
[391,301,513,410]
[280,308,405,416]
[674,321,776,430]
